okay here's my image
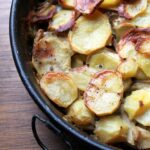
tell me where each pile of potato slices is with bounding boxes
[29,0,150,149]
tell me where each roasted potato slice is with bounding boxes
[40,72,78,108]
[94,116,128,143]
[28,3,57,23]
[66,98,94,126]
[137,53,150,77]
[75,0,102,14]
[129,3,150,28]
[87,48,121,71]
[136,109,150,126]
[136,38,150,56]
[69,66,97,91]
[69,10,112,55]
[117,28,150,59]
[71,54,87,68]
[100,0,121,9]
[49,10,75,32]
[59,0,75,9]
[118,0,147,19]
[124,89,150,119]
[84,71,123,116]
[32,30,73,76]
[117,58,138,79]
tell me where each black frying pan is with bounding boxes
[9,0,137,150]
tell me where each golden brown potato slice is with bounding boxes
[69,66,97,91]
[40,72,78,108]
[117,58,138,79]
[136,38,150,56]
[49,10,75,32]
[71,54,87,68]
[28,3,57,23]
[117,28,150,59]
[137,53,150,77]
[75,0,102,14]
[32,30,73,76]
[94,116,128,143]
[99,0,121,9]
[118,0,147,19]
[124,89,150,119]
[66,98,94,126]
[69,10,112,55]
[84,71,123,116]
[136,109,150,126]
[59,0,75,9]
[87,48,121,71]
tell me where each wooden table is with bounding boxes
[0,1,67,149]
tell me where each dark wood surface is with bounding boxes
[0,1,68,149]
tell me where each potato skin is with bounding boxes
[40,72,78,108]
[59,0,75,9]
[66,98,94,126]
[84,70,123,116]
[94,116,128,144]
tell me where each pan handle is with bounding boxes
[32,114,73,150]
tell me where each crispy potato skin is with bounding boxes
[75,0,102,14]
[118,0,147,19]
[84,70,123,116]
[40,72,78,108]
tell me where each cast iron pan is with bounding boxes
[9,0,137,150]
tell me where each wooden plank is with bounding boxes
[0,0,67,149]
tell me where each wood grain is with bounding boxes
[0,0,67,149]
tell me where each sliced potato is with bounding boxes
[100,0,121,9]
[136,38,150,56]
[40,72,78,108]
[136,109,150,126]
[59,0,75,9]
[71,54,87,68]
[137,53,150,77]
[75,0,102,14]
[87,48,121,71]
[117,58,138,79]
[124,89,150,119]
[49,10,75,32]
[84,71,123,116]
[136,127,150,149]
[28,3,57,23]
[94,116,128,143]
[117,28,150,59]
[69,10,112,55]
[118,0,147,19]
[32,31,73,76]
[66,98,94,126]
[129,3,150,28]
[69,66,97,91]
